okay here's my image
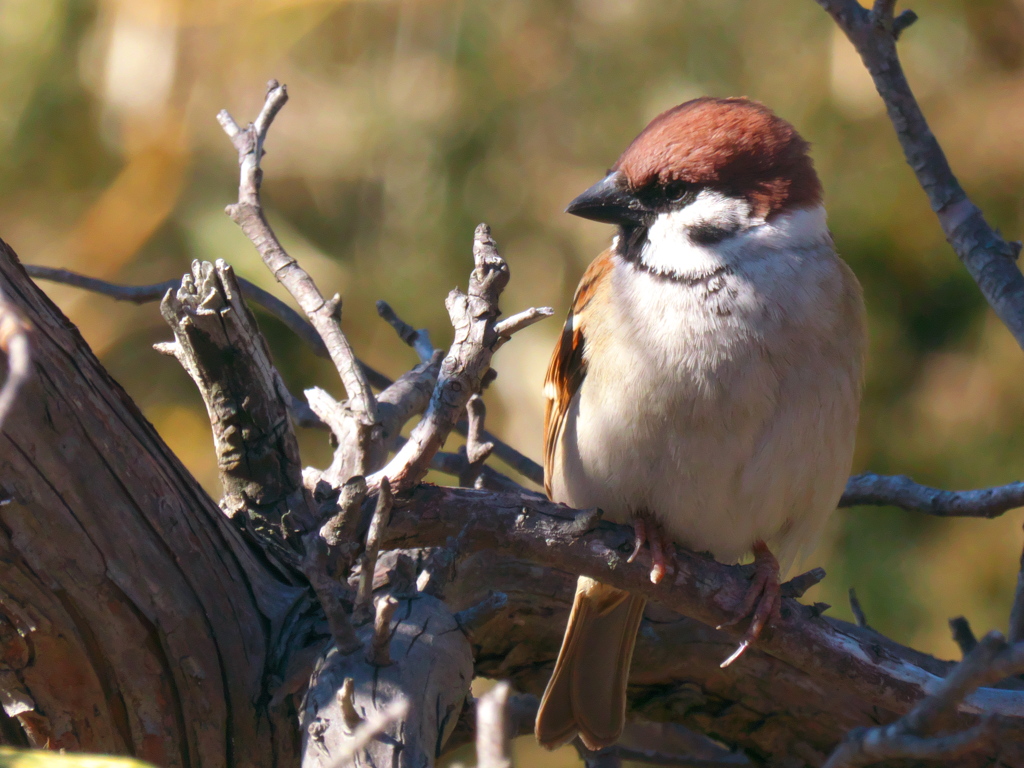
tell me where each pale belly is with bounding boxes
[548,253,863,570]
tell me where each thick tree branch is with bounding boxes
[382,485,1024,729]
[159,259,314,553]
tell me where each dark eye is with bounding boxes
[664,181,692,203]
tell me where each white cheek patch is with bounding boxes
[640,191,756,277]
[638,198,829,280]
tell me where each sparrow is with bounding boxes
[534,97,866,750]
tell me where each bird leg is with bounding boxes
[718,540,781,668]
[627,512,672,584]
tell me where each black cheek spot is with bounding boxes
[688,223,734,245]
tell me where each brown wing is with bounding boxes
[543,250,614,497]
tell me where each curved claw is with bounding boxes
[627,514,673,584]
[719,541,781,668]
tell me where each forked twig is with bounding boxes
[218,80,379,428]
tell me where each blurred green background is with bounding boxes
[5,0,1024,763]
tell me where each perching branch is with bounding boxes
[381,484,1024,725]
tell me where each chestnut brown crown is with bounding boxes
[614,97,822,219]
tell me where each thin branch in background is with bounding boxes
[352,478,392,625]
[475,681,513,768]
[24,264,393,391]
[840,472,1024,518]
[848,588,869,629]
[366,595,398,667]
[576,744,621,768]
[949,617,978,657]
[376,300,434,364]
[0,289,31,433]
[218,80,379,430]
[816,0,1024,351]
[429,447,534,493]
[577,745,748,768]
[1010,542,1024,644]
[822,631,1022,768]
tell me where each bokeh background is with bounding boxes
[4,0,1024,763]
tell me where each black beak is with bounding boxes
[565,172,645,226]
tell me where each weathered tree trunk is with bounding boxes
[0,242,304,767]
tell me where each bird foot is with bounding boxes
[626,514,673,584]
[718,541,781,668]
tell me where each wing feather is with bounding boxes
[543,251,615,497]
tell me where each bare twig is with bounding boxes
[326,697,409,768]
[368,224,511,493]
[353,479,392,625]
[316,474,369,578]
[816,0,1024,350]
[459,394,495,488]
[0,290,31,433]
[430,449,534,493]
[780,567,826,599]
[376,300,434,364]
[840,472,1024,517]
[338,678,362,733]
[454,591,508,636]
[823,632,1024,768]
[454,421,543,485]
[848,588,869,629]
[218,80,379,434]
[377,351,444,454]
[492,306,554,351]
[366,595,398,667]
[950,617,978,657]
[476,681,513,768]
[302,537,362,656]
[578,747,622,768]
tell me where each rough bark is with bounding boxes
[0,241,305,767]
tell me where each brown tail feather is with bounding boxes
[534,576,647,750]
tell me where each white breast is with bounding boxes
[549,205,865,570]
